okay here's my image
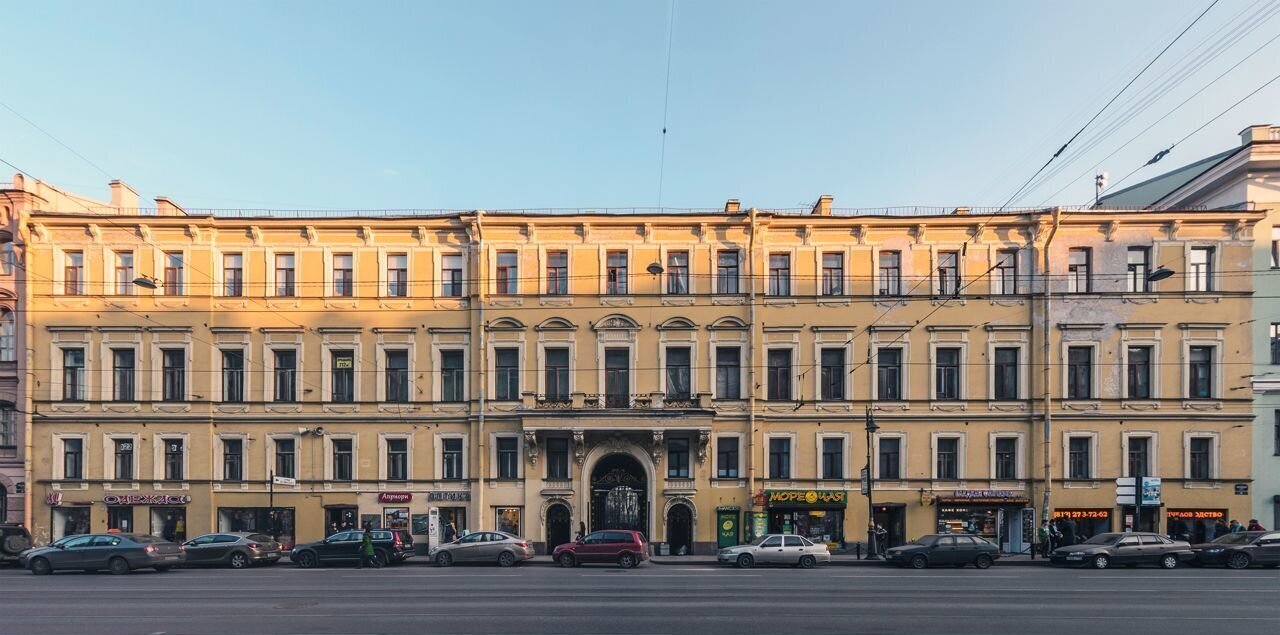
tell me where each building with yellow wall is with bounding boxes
[14,181,1262,555]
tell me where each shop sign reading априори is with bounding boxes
[378,492,412,504]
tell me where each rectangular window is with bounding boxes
[274,438,295,479]
[440,350,465,403]
[768,253,791,296]
[0,312,11,362]
[162,349,185,402]
[1275,410,1280,456]
[993,347,1018,400]
[222,253,243,297]
[1272,324,1280,365]
[876,348,903,401]
[496,437,519,479]
[1188,437,1212,480]
[222,439,243,481]
[441,254,463,297]
[994,437,1017,480]
[936,251,958,296]
[63,438,83,479]
[164,438,184,481]
[1068,437,1092,479]
[665,347,691,400]
[331,350,355,403]
[820,348,845,400]
[1128,437,1151,478]
[113,439,134,481]
[0,407,12,448]
[544,348,570,402]
[112,349,135,402]
[821,252,844,295]
[387,254,408,297]
[1067,248,1091,293]
[274,253,295,297]
[222,350,245,403]
[936,437,959,480]
[878,251,901,296]
[666,251,689,294]
[0,243,14,277]
[994,249,1017,295]
[1127,247,1150,293]
[164,252,184,296]
[333,254,354,297]
[64,251,84,295]
[386,350,410,403]
[442,438,464,480]
[1189,345,1214,398]
[62,348,85,401]
[768,437,791,479]
[767,349,792,401]
[1127,346,1152,399]
[546,437,569,480]
[1066,346,1092,400]
[934,348,960,400]
[386,438,409,481]
[606,251,628,294]
[667,438,690,478]
[332,438,353,481]
[715,346,741,400]
[717,250,740,294]
[494,348,519,401]
[496,251,518,295]
[115,252,134,295]
[1188,247,1213,292]
[878,437,901,480]
[273,350,296,403]
[604,348,630,408]
[821,437,844,480]
[546,251,568,295]
[716,437,739,478]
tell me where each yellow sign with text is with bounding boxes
[765,490,847,508]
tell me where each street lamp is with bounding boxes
[864,407,880,560]
[132,275,160,290]
[1147,266,1174,283]
[646,262,664,276]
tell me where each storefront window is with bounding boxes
[1166,509,1227,543]
[439,507,467,542]
[1052,509,1111,544]
[218,507,296,548]
[767,509,842,548]
[383,507,410,531]
[107,506,134,533]
[52,507,91,540]
[496,507,521,536]
[151,508,187,543]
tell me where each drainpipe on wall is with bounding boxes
[746,208,758,535]
[1039,208,1062,528]
[473,211,487,530]
[16,197,34,531]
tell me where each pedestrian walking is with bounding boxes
[874,523,887,554]
[575,521,586,542]
[1212,519,1229,539]
[1228,519,1243,533]
[358,525,379,569]
[1247,519,1266,531]
[1038,521,1052,557]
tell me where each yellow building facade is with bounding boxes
[20,190,1262,555]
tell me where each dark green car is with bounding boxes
[885,534,1000,569]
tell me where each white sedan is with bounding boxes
[717,534,831,568]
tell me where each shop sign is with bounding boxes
[45,492,63,506]
[1053,509,1110,520]
[378,492,412,504]
[427,491,470,502]
[764,489,847,508]
[940,490,1028,505]
[1167,509,1225,520]
[335,357,353,369]
[102,494,191,506]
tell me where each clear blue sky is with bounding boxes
[2,0,1277,211]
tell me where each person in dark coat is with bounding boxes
[1247,519,1266,531]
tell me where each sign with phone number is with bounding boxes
[1053,509,1110,519]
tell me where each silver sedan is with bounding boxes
[717,534,831,568]
[429,531,535,567]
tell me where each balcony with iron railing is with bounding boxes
[520,391,711,412]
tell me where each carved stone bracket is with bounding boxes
[651,430,665,465]
[524,431,538,465]
[696,430,710,464]
[572,431,586,466]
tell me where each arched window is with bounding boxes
[0,310,13,362]
[0,242,12,276]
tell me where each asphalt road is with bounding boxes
[1,561,1277,635]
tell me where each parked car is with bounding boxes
[553,530,649,569]
[183,532,282,569]
[1050,532,1194,569]
[1,524,33,566]
[717,534,831,569]
[1190,531,1280,569]
[430,530,534,567]
[884,534,999,569]
[19,533,185,575]
[289,529,414,567]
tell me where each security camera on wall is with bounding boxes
[312,427,325,436]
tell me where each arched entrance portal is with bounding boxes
[545,503,571,553]
[666,502,693,556]
[590,454,648,535]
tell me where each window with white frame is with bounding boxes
[63,437,85,479]
[274,437,296,479]
[936,251,959,296]
[715,346,741,399]
[716,250,740,294]
[494,348,519,401]
[331,438,353,481]
[605,251,628,294]
[768,436,791,479]
[821,436,844,480]
[222,253,243,297]
[0,404,13,448]
[666,251,689,294]
[766,349,792,401]
[385,350,410,403]
[441,254,463,297]
[62,348,86,401]
[1188,345,1215,399]
[0,309,14,362]
[161,349,185,402]
[1127,435,1153,478]
[993,249,1017,295]
[440,350,465,402]
[1066,248,1090,293]
[333,253,354,297]
[495,251,518,295]
[274,253,295,297]
[115,251,134,296]
[546,251,568,295]
[162,437,185,481]
[878,251,901,296]
[1187,436,1214,481]
[1188,246,1214,292]
[1067,436,1093,479]
[386,437,409,481]
[222,438,243,481]
[64,251,85,296]
[768,253,791,296]
[163,252,184,296]
[441,437,465,480]
[821,252,844,296]
[1066,346,1093,399]
[716,436,739,478]
[993,347,1018,400]
[112,437,135,481]
[387,253,408,297]
[1126,247,1150,293]
[993,436,1018,480]
[935,436,961,480]
[934,347,961,400]
[878,436,902,480]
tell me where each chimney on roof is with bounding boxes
[1239,124,1277,145]
[811,195,833,216]
[154,196,187,216]
[724,199,741,214]
[109,180,139,210]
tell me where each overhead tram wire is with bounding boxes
[655,0,677,209]
[0,100,114,180]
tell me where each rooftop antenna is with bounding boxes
[1094,172,1109,206]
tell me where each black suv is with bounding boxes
[1,524,33,566]
[289,529,414,567]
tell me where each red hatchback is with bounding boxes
[553,530,649,569]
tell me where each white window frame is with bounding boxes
[323,433,358,482]
[1062,432,1100,480]
[764,432,797,480]
[52,432,89,481]
[436,250,467,298]
[870,338,910,401]
[488,341,526,403]
[1182,339,1222,400]
[929,342,967,401]
[1185,244,1217,292]
[600,247,631,296]
[764,344,798,401]
[432,346,469,403]
[987,342,1027,402]
[713,247,744,295]
[151,342,192,402]
[1121,431,1160,478]
[153,433,190,483]
[380,433,413,482]
[766,250,796,297]
[535,340,576,397]
[988,432,1026,481]
[216,433,249,483]
[379,344,415,403]
[381,249,413,298]
[489,432,524,479]
[267,433,302,481]
[813,339,853,402]
[658,339,698,399]
[1183,431,1220,480]
[712,432,744,479]
[1119,337,1161,400]
[930,432,966,481]
[324,249,359,299]
[435,433,468,480]
[102,433,140,482]
[1061,341,1101,401]
[816,432,850,481]
[873,432,908,482]
[266,344,302,403]
[539,246,573,296]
